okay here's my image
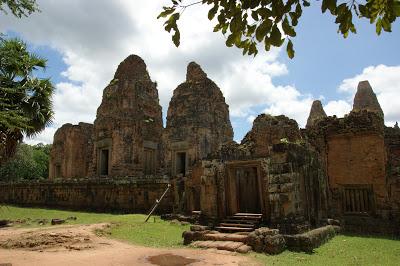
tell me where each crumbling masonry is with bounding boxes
[2,55,399,235]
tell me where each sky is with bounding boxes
[0,0,399,144]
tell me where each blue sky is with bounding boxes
[281,5,400,98]
[1,1,399,144]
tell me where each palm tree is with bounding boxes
[0,38,54,165]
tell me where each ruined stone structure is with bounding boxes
[0,178,172,213]
[306,100,327,128]
[182,115,328,233]
[49,123,93,179]
[5,55,399,236]
[178,80,399,235]
[89,55,163,178]
[304,81,400,234]
[163,62,233,177]
[352,80,384,117]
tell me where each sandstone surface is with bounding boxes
[89,55,163,177]
[163,62,233,176]
[306,100,327,128]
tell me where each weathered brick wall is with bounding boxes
[240,114,302,158]
[89,55,163,178]
[0,178,173,213]
[385,126,400,217]
[327,133,387,204]
[305,111,388,214]
[184,142,328,233]
[305,108,400,234]
[162,62,233,177]
[49,123,94,179]
[267,143,328,233]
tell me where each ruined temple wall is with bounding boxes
[385,126,400,215]
[89,55,163,178]
[267,144,328,233]
[90,121,144,177]
[327,133,387,203]
[241,114,302,158]
[49,123,93,179]
[184,142,327,233]
[0,179,172,213]
[162,62,233,177]
[305,110,390,216]
[304,108,400,234]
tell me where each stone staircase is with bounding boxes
[188,213,262,254]
[190,232,252,253]
[215,213,262,233]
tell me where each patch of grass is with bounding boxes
[2,205,400,264]
[0,205,189,248]
[250,234,400,266]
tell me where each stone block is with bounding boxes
[248,228,286,255]
[280,183,294,193]
[268,184,280,193]
[190,225,209,231]
[284,225,338,252]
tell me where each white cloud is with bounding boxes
[337,65,400,125]
[262,87,313,128]
[3,1,397,145]
[24,127,57,145]
[247,115,256,124]
[324,100,352,118]
[2,0,311,143]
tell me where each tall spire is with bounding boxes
[306,100,327,128]
[352,80,383,117]
[113,54,150,82]
[186,61,207,82]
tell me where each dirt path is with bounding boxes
[0,224,261,266]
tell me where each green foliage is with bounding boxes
[0,0,38,18]
[0,38,54,164]
[1,206,190,248]
[0,143,51,181]
[2,205,400,261]
[251,234,400,265]
[159,0,400,58]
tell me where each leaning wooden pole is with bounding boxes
[145,184,171,222]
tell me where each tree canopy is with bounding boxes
[0,38,54,165]
[158,0,400,58]
[0,0,38,18]
[0,143,51,181]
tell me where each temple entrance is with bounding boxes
[55,164,61,178]
[236,167,260,213]
[100,149,109,176]
[175,152,186,175]
[225,161,265,217]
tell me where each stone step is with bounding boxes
[222,219,258,225]
[191,240,252,253]
[219,223,255,228]
[234,213,262,217]
[215,226,254,232]
[203,233,249,242]
[228,215,261,220]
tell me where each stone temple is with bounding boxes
[2,55,399,237]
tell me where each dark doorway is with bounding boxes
[144,148,156,175]
[236,167,260,213]
[100,149,109,176]
[55,164,61,178]
[176,152,186,175]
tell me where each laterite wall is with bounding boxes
[0,178,173,213]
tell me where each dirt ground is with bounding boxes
[0,224,261,266]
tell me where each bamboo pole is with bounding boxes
[145,184,171,222]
